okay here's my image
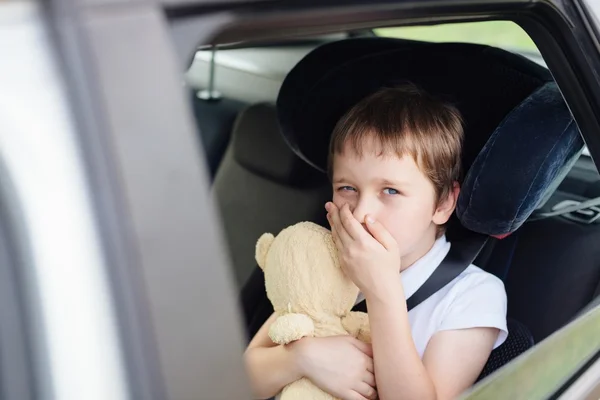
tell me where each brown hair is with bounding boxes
[328,83,464,207]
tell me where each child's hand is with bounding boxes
[326,202,401,300]
[293,335,377,400]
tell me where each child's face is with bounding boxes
[331,137,457,269]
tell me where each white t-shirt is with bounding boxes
[356,234,508,356]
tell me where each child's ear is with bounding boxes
[255,233,275,270]
[433,182,460,225]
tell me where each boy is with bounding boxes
[244,84,507,400]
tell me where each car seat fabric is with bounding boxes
[476,318,534,382]
[231,103,325,186]
[278,39,551,173]
[213,103,330,287]
[189,90,245,179]
[499,217,600,342]
[457,81,583,236]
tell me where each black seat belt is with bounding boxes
[352,231,487,313]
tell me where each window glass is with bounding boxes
[375,21,540,59]
[464,306,600,399]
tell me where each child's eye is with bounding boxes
[337,186,356,192]
[383,188,400,195]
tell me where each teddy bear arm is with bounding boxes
[269,313,315,345]
[342,311,371,343]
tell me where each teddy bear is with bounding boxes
[255,221,371,400]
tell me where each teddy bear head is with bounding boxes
[256,221,359,318]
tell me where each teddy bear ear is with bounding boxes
[255,233,275,270]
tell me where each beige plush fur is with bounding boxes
[256,221,371,400]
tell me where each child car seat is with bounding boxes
[242,37,584,381]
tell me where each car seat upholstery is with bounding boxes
[479,216,600,342]
[189,89,246,179]
[213,103,330,287]
[476,318,534,381]
[271,37,584,378]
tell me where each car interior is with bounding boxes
[184,21,600,388]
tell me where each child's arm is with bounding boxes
[244,313,304,399]
[327,203,504,400]
[422,326,499,398]
[366,285,498,400]
[244,313,378,400]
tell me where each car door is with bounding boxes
[4,0,600,399]
[463,305,600,399]
[1,0,252,399]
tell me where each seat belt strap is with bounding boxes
[352,233,487,313]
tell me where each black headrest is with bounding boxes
[277,38,584,236]
[232,103,322,187]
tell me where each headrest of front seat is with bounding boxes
[232,103,322,187]
[276,38,584,237]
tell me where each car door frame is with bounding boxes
[13,0,600,398]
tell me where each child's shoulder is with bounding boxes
[458,264,505,286]
[433,264,508,347]
[442,264,507,307]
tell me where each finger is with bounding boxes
[349,382,377,400]
[365,214,397,250]
[344,391,369,400]
[331,226,344,252]
[328,214,346,246]
[340,203,370,241]
[328,203,353,245]
[326,204,336,228]
[354,382,378,400]
[349,338,373,357]
[365,358,374,374]
[363,370,376,388]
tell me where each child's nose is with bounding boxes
[353,197,375,226]
[353,205,368,225]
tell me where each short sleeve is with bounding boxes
[437,271,508,349]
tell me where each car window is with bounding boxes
[462,305,600,400]
[180,16,600,398]
[375,21,540,60]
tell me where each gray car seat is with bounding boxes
[190,90,246,179]
[212,103,330,287]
